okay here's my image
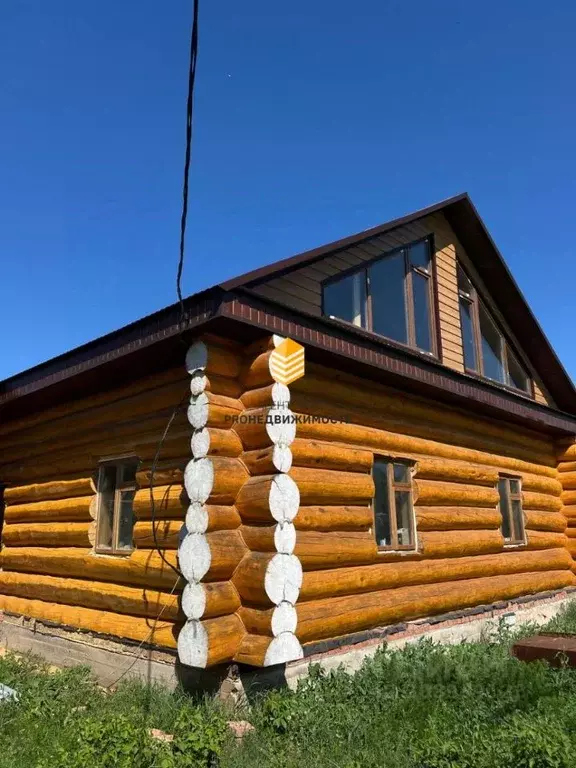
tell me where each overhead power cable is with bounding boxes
[149,0,201,578]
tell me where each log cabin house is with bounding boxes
[2,192,576,678]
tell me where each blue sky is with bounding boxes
[1,1,575,381]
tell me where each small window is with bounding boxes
[372,457,416,550]
[498,475,525,545]
[96,458,139,554]
[323,238,437,355]
[457,262,532,395]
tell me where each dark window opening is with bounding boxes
[498,475,525,545]
[96,457,139,555]
[457,263,532,396]
[372,457,416,550]
[323,238,436,355]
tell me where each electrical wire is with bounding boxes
[176,0,200,322]
[148,0,201,576]
[148,392,190,577]
[103,576,181,689]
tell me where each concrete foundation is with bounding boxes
[1,587,575,697]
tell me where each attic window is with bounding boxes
[322,238,437,355]
[457,263,532,396]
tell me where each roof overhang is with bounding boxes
[2,287,576,437]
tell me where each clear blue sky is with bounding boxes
[1,1,575,381]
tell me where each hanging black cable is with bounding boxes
[176,0,200,322]
[149,0,200,577]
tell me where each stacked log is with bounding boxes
[0,337,248,664]
[557,441,576,565]
[1,334,574,669]
[233,339,304,667]
[177,338,249,668]
[255,362,572,649]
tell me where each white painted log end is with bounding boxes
[177,619,208,668]
[266,406,296,446]
[181,582,207,620]
[264,632,304,666]
[272,335,285,349]
[190,372,208,396]
[187,392,210,430]
[179,532,211,583]
[271,601,298,636]
[185,341,208,375]
[274,521,296,554]
[89,496,98,519]
[272,444,293,473]
[271,382,290,406]
[264,553,303,605]
[269,473,300,523]
[191,427,211,459]
[184,458,214,503]
[185,502,209,534]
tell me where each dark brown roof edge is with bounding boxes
[0,289,223,405]
[221,289,576,435]
[219,193,469,290]
[1,285,575,435]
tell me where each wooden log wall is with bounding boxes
[177,337,249,668]
[0,334,249,664]
[557,440,576,568]
[232,339,304,667]
[270,361,574,649]
[0,367,192,648]
[2,332,575,669]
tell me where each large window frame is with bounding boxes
[322,237,439,357]
[457,262,534,397]
[95,456,139,555]
[372,456,417,552]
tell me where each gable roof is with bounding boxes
[219,192,576,413]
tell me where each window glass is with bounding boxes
[117,489,136,550]
[409,241,430,270]
[97,465,116,549]
[498,478,512,540]
[511,499,524,542]
[323,271,366,327]
[370,252,408,344]
[119,463,137,486]
[393,463,410,483]
[506,349,530,393]
[460,299,477,371]
[412,271,432,352]
[395,491,413,547]
[498,476,524,543]
[96,459,137,553]
[479,303,505,383]
[373,459,391,547]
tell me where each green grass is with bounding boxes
[3,604,576,767]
